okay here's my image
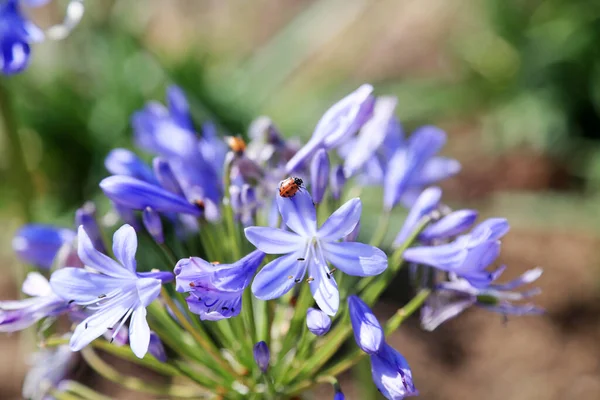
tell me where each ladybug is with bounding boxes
[279,177,303,198]
[226,136,246,155]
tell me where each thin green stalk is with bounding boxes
[81,347,208,398]
[276,284,312,365]
[369,212,391,247]
[160,287,239,378]
[58,381,112,400]
[49,388,83,400]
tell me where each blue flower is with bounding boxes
[348,296,417,399]
[50,225,173,358]
[253,341,270,373]
[174,250,265,321]
[12,224,75,269]
[105,148,158,185]
[22,341,77,400]
[310,148,330,204]
[421,267,544,331]
[393,187,477,246]
[100,175,202,216]
[306,307,331,336]
[384,126,460,210]
[0,0,44,75]
[75,202,107,254]
[131,86,223,210]
[403,218,510,288]
[286,84,375,172]
[245,189,387,315]
[0,272,69,332]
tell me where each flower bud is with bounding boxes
[330,165,346,200]
[419,209,478,242]
[348,295,383,355]
[334,392,345,400]
[310,149,330,204]
[101,175,201,216]
[142,207,164,244]
[105,148,157,184]
[153,158,184,196]
[75,202,106,253]
[253,341,270,373]
[306,307,332,336]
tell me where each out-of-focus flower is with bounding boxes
[50,225,172,358]
[384,126,460,210]
[333,391,345,400]
[404,218,510,288]
[0,272,69,332]
[310,149,330,204]
[142,207,164,244]
[100,175,202,216]
[174,250,265,321]
[22,342,78,400]
[306,307,331,336]
[105,148,158,185]
[253,341,270,373]
[75,202,107,254]
[12,224,75,269]
[330,165,346,201]
[393,187,442,246]
[348,296,417,399]
[0,0,44,75]
[422,268,544,331]
[286,85,375,172]
[245,190,387,315]
[148,331,167,362]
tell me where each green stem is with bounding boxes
[80,347,209,398]
[160,287,239,378]
[58,381,112,400]
[276,284,312,365]
[369,212,391,247]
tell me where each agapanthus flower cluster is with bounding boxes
[6,84,543,400]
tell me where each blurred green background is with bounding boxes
[2,0,600,399]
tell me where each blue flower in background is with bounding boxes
[421,267,544,331]
[286,84,375,173]
[12,224,75,269]
[131,86,224,214]
[253,341,270,373]
[22,341,77,400]
[348,296,418,400]
[0,0,46,75]
[50,224,172,358]
[174,250,265,321]
[404,218,510,288]
[0,272,69,332]
[245,189,387,315]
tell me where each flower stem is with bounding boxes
[57,381,112,400]
[80,347,210,398]
[369,212,391,247]
[159,287,239,378]
[276,283,312,366]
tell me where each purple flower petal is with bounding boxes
[136,278,162,308]
[275,189,317,237]
[403,242,469,271]
[12,224,75,269]
[306,307,332,336]
[421,290,475,331]
[370,343,418,399]
[309,258,339,316]
[22,272,52,297]
[348,295,384,354]
[419,209,478,242]
[409,156,461,187]
[166,85,193,131]
[104,148,157,185]
[77,226,133,279]
[317,198,362,241]
[322,242,387,277]
[70,303,128,351]
[210,250,265,292]
[310,149,330,204]
[343,96,397,177]
[50,268,124,303]
[101,175,201,216]
[251,252,307,300]
[112,225,137,274]
[244,227,304,254]
[468,218,510,245]
[393,187,442,246]
[490,267,543,291]
[129,306,150,358]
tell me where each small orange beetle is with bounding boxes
[279,177,303,198]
